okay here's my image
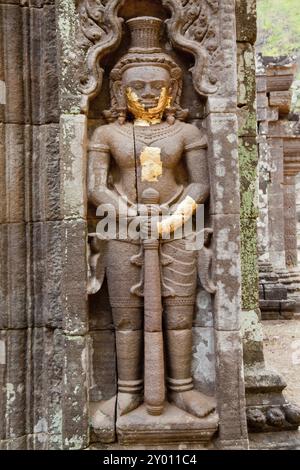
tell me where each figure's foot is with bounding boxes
[169,389,216,418]
[117,392,143,416]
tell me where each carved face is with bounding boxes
[122,65,172,109]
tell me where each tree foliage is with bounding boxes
[257,0,300,56]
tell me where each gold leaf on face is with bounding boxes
[140,147,163,182]
[126,87,172,125]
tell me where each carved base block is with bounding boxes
[249,431,300,450]
[90,397,116,444]
[259,299,295,320]
[259,266,296,320]
[116,403,218,445]
[279,269,300,316]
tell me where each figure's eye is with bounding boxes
[151,81,165,90]
[131,82,144,90]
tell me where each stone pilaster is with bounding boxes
[236,5,300,444]
[0,0,62,449]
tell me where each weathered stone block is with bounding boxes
[61,114,87,220]
[215,329,248,441]
[43,222,63,328]
[0,123,5,222]
[62,220,88,335]
[0,4,24,123]
[29,125,60,222]
[237,43,256,137]
[44,328,63,440]
[269,91,292,115]
[62,335,89,450]
[0,435,27,450]
[212,214,242,331]
[192,327,216,396]
[26,222,63,328]
[0,330,6,441]
[256,107,267,122]
[241,309,265,366]
[0,223,26,329]
[89,330,117,402]
[194,286,214,327]
[256,76,267,94]
[56,0,83,114]
[209,0,237,104]
[5,330,27,439]
[206,113,240,215]
[41,6,59,123]
[0,124,25,223]
[29,5,59,124]
[26,327,63,448]
[256,92,268,109]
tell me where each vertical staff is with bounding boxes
[141,188,165,416]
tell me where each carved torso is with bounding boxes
[93,120,206,204]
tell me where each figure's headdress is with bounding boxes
[104,16,188,123]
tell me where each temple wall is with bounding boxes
[0,0,64,449]
[0,0,299,450]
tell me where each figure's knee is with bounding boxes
[112,306,143,331]
[163,303,194,330]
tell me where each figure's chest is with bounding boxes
[108,127,185,169]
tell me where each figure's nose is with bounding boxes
[141,84,156,99]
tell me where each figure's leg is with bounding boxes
[164,302,216,418]
[113,307,144,416]
[106,241,144,416]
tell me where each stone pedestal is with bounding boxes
[116,403,218,446]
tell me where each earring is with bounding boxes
[165,108,176,125]
[117,108,127,125]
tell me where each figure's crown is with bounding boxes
[126,16,162,52]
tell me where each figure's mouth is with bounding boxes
[141,99,159,109]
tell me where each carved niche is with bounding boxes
[77,0,222,446]
[77,0,221,113]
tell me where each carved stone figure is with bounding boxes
[88,16,216,425]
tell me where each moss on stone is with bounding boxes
[240,218,260,310]
[239,137,259,219]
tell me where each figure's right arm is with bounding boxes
[88,126,111,208]
[88,126,135,216]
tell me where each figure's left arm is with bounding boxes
[158,125,209,236]
[177,124,209,205]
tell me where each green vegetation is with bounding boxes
[257,0,300,56]
[257,0,300,111]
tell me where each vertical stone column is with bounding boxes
[283,175,298,268]
[0,0,63,450]
[0,1,27,449]
[296,174,300,262]
[204,0,249,450]
[268,139,286,270]
[56,0,90,450]
[280,139,300,314]
[236,2,300,446]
